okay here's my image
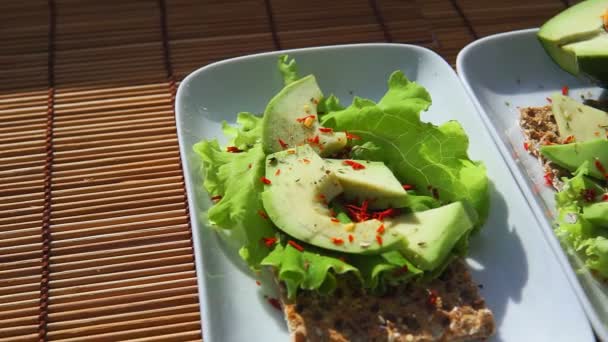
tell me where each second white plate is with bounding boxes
[458,28,606,340]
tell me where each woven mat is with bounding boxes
[1,0,573,341]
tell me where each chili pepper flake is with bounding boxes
[266,296,282,311]
[319,127,333,133]
[302,158,311,164]
[210,195,222,202]
[376,224,385,235]
[258,210,269,219]
[603,194,608,202]
[288,240,304,252]
[376,235,383,246]
[402,184,414,190]
[432,188,440,200]
[373,208,398,221]
[262,237,277,248]
[427,289,439,307]
[392,265,408,276]
[523,142,530,151]
[603,9,608,30]
[345,200,371,222]
[275,169,281,176]
[594,158,608,179]
[595,131,601,137]
[303,116,315,128]
[330,217,340,223]
[562,135,575,144]
[345,131,361,140]
[562,86,569,95]
[226,146,242,153]
[546,97,552,103]
[343,160,365,170]
[329,208,336,217]
[278,138,288,149]
[261,176,272,185]
[296,114,316,123]
[543,172,554,187]
[256,280,261,286]
[307,135,320,144]
[331,237,344,245]
[348,234,354,243]
[582,189,596,203]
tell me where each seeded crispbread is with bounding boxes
[279,258,495,342]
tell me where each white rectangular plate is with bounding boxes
[176,43,593,341]
[457,29,606,340]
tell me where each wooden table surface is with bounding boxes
[0,0,579,341]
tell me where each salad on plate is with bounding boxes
[194,56,495,341]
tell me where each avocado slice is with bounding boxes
[324,159,409,209]
[538,0,608,84]
[551,94,608,142]
[261,145,477,271]
[261,145,406,254]
[262,75,347,156]
[540,139,608,180]
[389,201,477,270]
[583,202,608,227]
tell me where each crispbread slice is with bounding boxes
[519,105,570,189]
[279,259,495,342]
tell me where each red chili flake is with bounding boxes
[345,200,371,222]
[345,131,361,140]
[210,195,222,202]
[348,234,354,243]
[307,135,320,144]
[563,135,575,144]
[261,176,272,185]
[288,240,304,252]
[427,289,439,306]
[319,127,333,133]
[392,265,408,276]
[258,210,269,219]
[376,224,385,235]
[266,297,282,311]
[331,237,344,245]
[226,146,242,153]
[376,235,383,245]
[594,158,608,179]
[373,208,398,221]
[523,142,530,151]
[402,184,414,190]
[562,86,569,95]
[302,158,311,164]
[329,208,336,217]
[582,189,596,203]
[330,217,340,223]
[255,280,261,286]
[543,172,554,187]
[603,194,608,202]
[262,237,277,248]
[278,138,288,149]
[343,160,366,170]
[296,114,316,123]
[546,97,552,103]
[275,169,281,176]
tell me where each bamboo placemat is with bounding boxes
[0,0,573,341]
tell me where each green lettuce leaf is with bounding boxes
[321,71,489,224]
[222,112,263,150]
[193,138,275,268]
[278,55,299,86]
[555,162,608,277]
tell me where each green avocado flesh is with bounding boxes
[261,144,477,270]
[540,139,608,180]
[261,75,347,156]
[324,159,409,209]
[583,202,608,227]
[537,0,608,83]
[551,94,608,142]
